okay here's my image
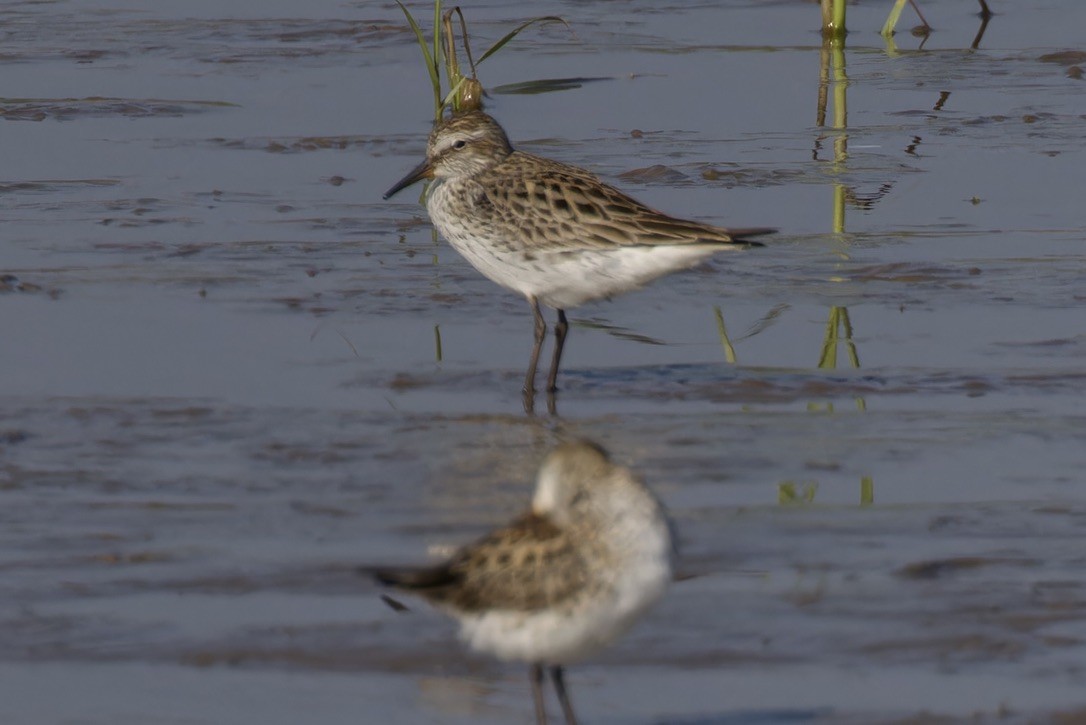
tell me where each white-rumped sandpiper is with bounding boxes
[385,111,774,404]
[372,440,675,725]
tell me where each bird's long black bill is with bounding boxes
[383,159,433,200]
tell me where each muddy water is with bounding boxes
[3,0,1086,723]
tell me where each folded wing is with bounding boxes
[373,512,589,613]
[476,152,776,252]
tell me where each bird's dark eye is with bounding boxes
[452,139,466,150]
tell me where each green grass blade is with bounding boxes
[881,0,909,37]
[860,475,874,506]
[432,0,443,116]
[491,76,611,95]
[713,306,737,364]
[818,307,839,369]
[832,0,846,32]
[478,16,569,65]
[394,1,441,116]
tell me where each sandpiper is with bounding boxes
[372,440,675,725]
[384,111,774,403]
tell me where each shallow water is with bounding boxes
[2,0,1086,723]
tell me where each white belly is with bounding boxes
[452,242,726,310]
[456,565,670,665]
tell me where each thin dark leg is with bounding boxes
[530,663,548,725]
[906,0,931,30]
[550,666,578,725]
[545,309,568,393]
[969,11,991,49]
[977,0,992,20]
[525,297,546,395]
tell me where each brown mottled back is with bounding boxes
[474,151,774,253]
[374,512,594,613]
